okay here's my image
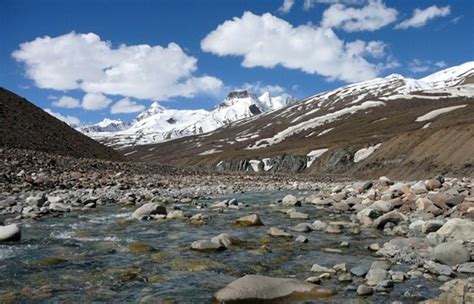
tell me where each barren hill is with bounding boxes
[0,88,125,161]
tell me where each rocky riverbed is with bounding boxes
[0,149,473,303]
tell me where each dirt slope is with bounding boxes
[0,88,126,161]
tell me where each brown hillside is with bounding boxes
[0,88,125,161]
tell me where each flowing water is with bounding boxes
[0,191,443,303]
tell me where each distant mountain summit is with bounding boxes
[0,88,125,161]
[80,118,130,133]
[79,90,296,148]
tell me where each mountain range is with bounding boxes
[78,91,296,149]
[120,61,474,179]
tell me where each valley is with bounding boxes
[1,29,473,303]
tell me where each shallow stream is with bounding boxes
[0,191,443,303]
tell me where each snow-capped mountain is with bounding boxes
[79,119,130,133]
[79,90,296,148]
[421,61,474,88]
[126,61,474,179]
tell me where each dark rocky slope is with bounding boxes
[0,88,125,161]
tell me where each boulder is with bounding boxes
[211,233,241,248]
[191,240,225,252]
[325,223,343,234]
[366,268,388,286]
[311,264,336,273]
[268,227,292,238]
[421,278,474,304]
[436,218,474,242]
[416,198,434,211]
[424,261,453,276]
[49,202,71,212]
[291,223,313,232]
[131,203,166,220]
[295,235,308,243]
[235,214,264,226]
[422,220,444,233]
[433,242,470,266]
[357,285,373,296]
[0,224,21,242]
[371,200,394,213]
[351,265,370,277]
[289,211,309,219]
[166,210,185,219]
[373,211,407,229]
[425,179,442,191]
[457,262,474,274]
[213,275,333,302]
[282,195,301,206]
[311,220,328,231]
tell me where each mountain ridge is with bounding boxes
[121,61,474,179]
[78,90,296,148]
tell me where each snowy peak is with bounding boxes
[80,118,130,133]
[134,101,166,122]
[258,92,296,111]
[421,61,474,88]
[303,62,474,109]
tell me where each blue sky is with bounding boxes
[1,0,473,126]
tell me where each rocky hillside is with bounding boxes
[79,90,296,149]
[123,62,474,180]
[0,88,125,161]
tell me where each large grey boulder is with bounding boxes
[421,278,474,304]
[436,218,474,242]
[291,222,313,232]
[373,211,407,229]
[235,214,264,226]
[282,195,301,206]
[457,262,474,274]
[0,224,21,242]
[213,275,333,302]
[433,242,470,266]
[131,203,166,220]
[366,268,388,286]
[268,227,292,238]
[211,233,241,248]
[191,240,225,252]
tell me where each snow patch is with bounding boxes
[198,149,222,155]
[249,160,261,172]
[415,105,467,122]
[317,128,334,137]
[354,144,382,163]
[249,101,385,149]
[262,158,273,171]
[124,150,137,156]
[306,149,329,168]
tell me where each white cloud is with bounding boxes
[408,59,447,74]
[201,11,386,83]
[110,98,146,114]
[321,0,398,32]
[279,0,295,13]
[52,95,81,108]
[44,108,81,126]
[345,40,387,58]
[12,32,223,101]
[435,60,447,68]
[82,93,112,110]
[396,5,450,29]
[239,82,286,95]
